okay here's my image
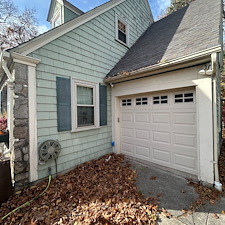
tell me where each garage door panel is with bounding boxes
[172,145,197,157]
[121,127,133,138]
[135,129,150,140]
[173,113,195,126]
[152,130,171,144]
[135,112,150,123]
[152,112,170,124]
[152,148,171,164]
[121,112,133,122]
[174,153,197,171]
[121,142,134,155]
[173,133,196,148]
[151,125,171,133]
[135,145,150,158]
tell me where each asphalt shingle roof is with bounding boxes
[106,0,222,78]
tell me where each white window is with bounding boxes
[115,15,129,46]
[52,10,61,28]
[72,80,99,131]
[122,99,132,106]
[175,93,194,103]
[136,97,148,105]
[153,95,168,104]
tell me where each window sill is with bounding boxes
[115,38,129,48]
[71,126,100,133]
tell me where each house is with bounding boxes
[0,0,153,189]
[0,0,223,190]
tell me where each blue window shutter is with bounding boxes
[99,84,107,126]
[56,77,71,131]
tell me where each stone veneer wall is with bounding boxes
[13,63,30,189]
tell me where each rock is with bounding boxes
[14,149,23,160]
[14,172,29,183]
[22,147,29,155]
[14,119,28,127]
[14,99,28,119]
[14,126,28,139]
[23,153,29,162]
[14,161,26,174]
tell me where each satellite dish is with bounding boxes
[38,140,61,162]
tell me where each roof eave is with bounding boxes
[104,46,222,84]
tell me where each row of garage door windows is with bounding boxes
[122,92,194,106]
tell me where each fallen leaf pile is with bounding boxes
[184,139,225,214]
[0,154,158,225]
[186,179,224,213]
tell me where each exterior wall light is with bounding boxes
[198,63,213,76]
[198,65,206,75]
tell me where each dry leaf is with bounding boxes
[212,213,219,219]
[150,176,157,180]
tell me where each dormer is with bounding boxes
[47,0,84,28]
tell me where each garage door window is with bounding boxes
[175,93,194,103]
[136,97,148,105]
[122,99,132,106]
[153,96,168,104]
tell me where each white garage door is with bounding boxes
[120,88,198,175]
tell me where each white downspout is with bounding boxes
[211,53,222,191]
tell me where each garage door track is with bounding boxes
[129,159,225,225]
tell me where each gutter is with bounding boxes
[104,46,221,84]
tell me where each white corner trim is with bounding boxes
[28,65,38,182]
[14,0,126,55]
[11,52,40,67]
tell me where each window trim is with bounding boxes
[115,15,129,47]
[71,79,99,132]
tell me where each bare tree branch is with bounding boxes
[157,0,195,20]
[0,0,39,50]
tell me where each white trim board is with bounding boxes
[28,65,38,182]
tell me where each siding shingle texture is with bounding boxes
[106,0,221,78]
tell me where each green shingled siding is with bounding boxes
[29,0,152,180]
[64,7,79,23]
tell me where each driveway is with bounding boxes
[129,158,225,225]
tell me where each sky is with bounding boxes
[12,0,171,33]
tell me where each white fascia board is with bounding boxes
[14,0,126,56]
[105,45,222,83]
